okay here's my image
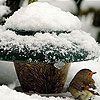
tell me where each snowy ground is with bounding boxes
[0,85,74,100]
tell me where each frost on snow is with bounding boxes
[0,0,10,18]
[0,26,99,63]
[54,62,65,69]
[5,2,81,31]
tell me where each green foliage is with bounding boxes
[28,0,38,4]
[6,0,20,11]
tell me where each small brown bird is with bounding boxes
[67,69,99,100]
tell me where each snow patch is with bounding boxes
[81,0,100,10]
[0,0,6,5]
[0,0,10,18]
[54,62,65,69]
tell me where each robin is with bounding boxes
[67,69,100,100]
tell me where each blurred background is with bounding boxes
[0,0,100,89]
[40,0,100,42]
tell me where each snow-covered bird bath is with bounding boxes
[0,2,99,95]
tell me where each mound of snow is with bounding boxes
[5,2,81,31]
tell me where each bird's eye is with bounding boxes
[88,72,93,77]
[88,73,91,75]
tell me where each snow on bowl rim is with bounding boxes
[0,26,99,63]
[4,2,81,32]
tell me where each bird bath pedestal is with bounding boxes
[14,62,71,93]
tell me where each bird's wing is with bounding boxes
[83,78,97,89]
[70,80,85,92]
[81,77,96,89]
[89,90,100,96]
[88,83,97,89]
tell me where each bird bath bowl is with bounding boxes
[0,2,99,94]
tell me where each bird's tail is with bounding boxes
[66,87,70,92]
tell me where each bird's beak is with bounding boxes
[93,72,97,74]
